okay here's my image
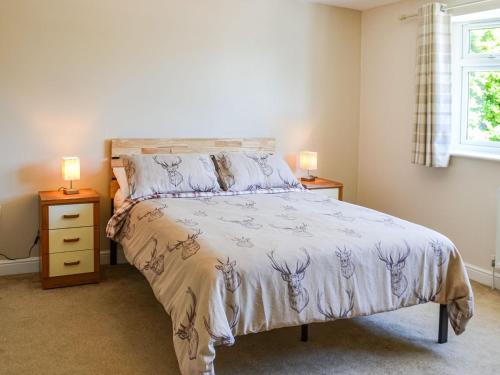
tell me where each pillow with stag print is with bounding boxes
[121,153,221,199]
[213,151,303,192]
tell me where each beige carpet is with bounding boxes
[1,265,499,375]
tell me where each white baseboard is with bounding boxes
[98,248,129,265]
[1,254,498,289]
[465,262,500,288]
[0,256,40,276]
[0,249,128,276]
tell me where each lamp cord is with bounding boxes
[0,233,39,261]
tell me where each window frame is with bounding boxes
[451,18,500,157]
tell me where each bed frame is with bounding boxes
[108,137,449,345]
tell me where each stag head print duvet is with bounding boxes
[107,190,474,375]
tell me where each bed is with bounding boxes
[107,138,474,375]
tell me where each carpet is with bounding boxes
[1,265,499,375]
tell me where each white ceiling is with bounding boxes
[308,0,401,11]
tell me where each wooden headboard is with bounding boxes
[109,138,276,198]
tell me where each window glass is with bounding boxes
[466,71,500,142]
[469,27,500,54]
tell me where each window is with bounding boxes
[452,17,500,158]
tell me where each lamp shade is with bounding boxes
[61,157,80,181]
[299,151,317,171]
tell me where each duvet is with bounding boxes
[107,190,474,375]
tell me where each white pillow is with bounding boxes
[113,167,130,198]
[121,153,222,199]
[213,151,302,192]
[113,188,126,210]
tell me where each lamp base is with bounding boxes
[63,188,80,195]
[301,176,316,182]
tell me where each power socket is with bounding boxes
[491,255,496,268]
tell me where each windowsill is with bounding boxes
[451,149,500,162]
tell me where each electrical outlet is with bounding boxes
[491,254,496,268]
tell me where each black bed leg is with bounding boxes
[110,199,117,266]
[110,240,117,265]
[301,324,309,342]
[438,304,448,344]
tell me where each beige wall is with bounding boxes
[0,0,361,259]
[359,0,500,271]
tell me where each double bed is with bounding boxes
[107,138,474,375]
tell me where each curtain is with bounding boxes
[412,2,452,168]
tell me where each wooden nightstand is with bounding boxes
[301,178,344,201]
[39,189,100,289]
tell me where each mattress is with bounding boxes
[107,190,474,375]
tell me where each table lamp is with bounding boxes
[299,151,317,182]
[61,157,80,195]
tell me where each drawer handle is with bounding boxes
[63,237,80,243]
[63,260,81,266]
[63,214,80,219]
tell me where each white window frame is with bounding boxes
[451,18,500,159]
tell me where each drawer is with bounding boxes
[49,250,94,277]
[49,227,94,254]
[49,203,93,229]
[314,188,339,200]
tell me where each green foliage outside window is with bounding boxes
[468,72,499,142]
[470,27,500,54]
[466,28,499,143]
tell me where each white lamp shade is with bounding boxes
[61,157,80,181]
[299,151,317,171]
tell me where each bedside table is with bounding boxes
[301,178,344,201]
[39,189,100,289]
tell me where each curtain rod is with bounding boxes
[399,0,495,21]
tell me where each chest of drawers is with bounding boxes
[39,189,100,289]
[301,178,344,201]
